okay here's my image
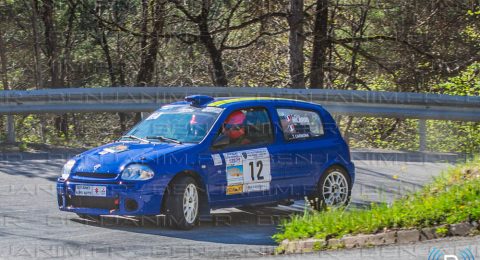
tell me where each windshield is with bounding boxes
[123,105,223,143]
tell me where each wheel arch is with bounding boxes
[309,163,352,209]
[160,170,210,216]
[316,163,352,188]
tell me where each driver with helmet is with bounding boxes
[222,110,251,145]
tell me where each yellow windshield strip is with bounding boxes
[208,97,296,107]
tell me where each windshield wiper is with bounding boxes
[146,135,182,144]
[120,135,150,143]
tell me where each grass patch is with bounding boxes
[435,226,448,237]
[273,158,480,243]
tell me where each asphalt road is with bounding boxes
[0,150,476,259]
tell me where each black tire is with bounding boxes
[164,176,200,230]
[309,166,351,210]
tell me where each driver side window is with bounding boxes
[212,107,273,149]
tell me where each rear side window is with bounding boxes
[276,108,324,140]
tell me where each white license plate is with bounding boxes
[75,185,107,197]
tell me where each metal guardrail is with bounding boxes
[0,87,479,121]
[0,86,479,147]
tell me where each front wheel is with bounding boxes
[310,166,351,210]
[165,176,200,230]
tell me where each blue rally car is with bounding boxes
[57,95,355,229]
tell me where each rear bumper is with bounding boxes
[56,180,163,216]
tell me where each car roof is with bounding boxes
[169,95,322,110]
[206,97,317,108]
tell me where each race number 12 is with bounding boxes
[247,160,264,181]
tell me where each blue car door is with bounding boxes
[206,106,284,208]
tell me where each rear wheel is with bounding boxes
[310,166,351,210]
[165,176,199,230]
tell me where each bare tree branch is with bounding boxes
[222,30,287,50]
[211,12,287,35]
[219,0,244,50]
[334,35,437,60]
[167,0,199,23]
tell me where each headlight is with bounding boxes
[62,159,76,180]
[121,164,154,181]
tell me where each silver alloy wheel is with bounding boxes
[322,171,349,206]
[183,183,198,224]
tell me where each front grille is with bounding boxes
[75,172,118,179]
[67,196,116,210]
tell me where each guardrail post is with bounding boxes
[6,115,15,143]
[418,119,426,152]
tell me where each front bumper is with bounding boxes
[57,180,163,216]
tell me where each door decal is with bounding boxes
[224,148,271,195]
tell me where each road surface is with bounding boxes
[0,149,474,259]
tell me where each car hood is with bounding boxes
[72,142,193,174]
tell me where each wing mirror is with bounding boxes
[212,134,230,149]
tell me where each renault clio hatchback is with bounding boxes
[57,95,355,229]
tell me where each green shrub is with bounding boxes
[273,158,480,242]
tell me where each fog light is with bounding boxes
[125,199,138,212]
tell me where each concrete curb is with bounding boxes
[277,220,480,254]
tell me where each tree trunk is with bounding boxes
[344,0,369,89]
[198,0,228,87]
[325,0,339,88]
[341,1,370,142]
[309,0,328,89]
[0,27,15,143]
[135,0,166,122]
[288,0,305,88]
[94,1,117,88]
[58,0,77,141]
[97,16,122,133]
[136,0,165,87]
[117,33,128,132]
[31,0,46,142]
[60,0,76,88]
[100,31,117,87]
[41,0,60,89]
[135,0,149,87]
[0,28,8,91]
[31,0,42,90]
[41,0,68,137]
[199,23,228,87]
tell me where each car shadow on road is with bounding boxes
[68,206,306,246]
[66,200,372,246]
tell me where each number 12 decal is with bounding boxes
[224,148,271,194]
[248,160,264,181]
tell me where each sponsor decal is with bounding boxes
[226,165,244,184]
[99,144,129,155]
[223,148,271,195]
[292,133,310,139]
[226,184,243,195]
[211,154,223,166]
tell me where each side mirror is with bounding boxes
[212,134,230,149]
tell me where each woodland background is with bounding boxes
[0,0,479,153]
